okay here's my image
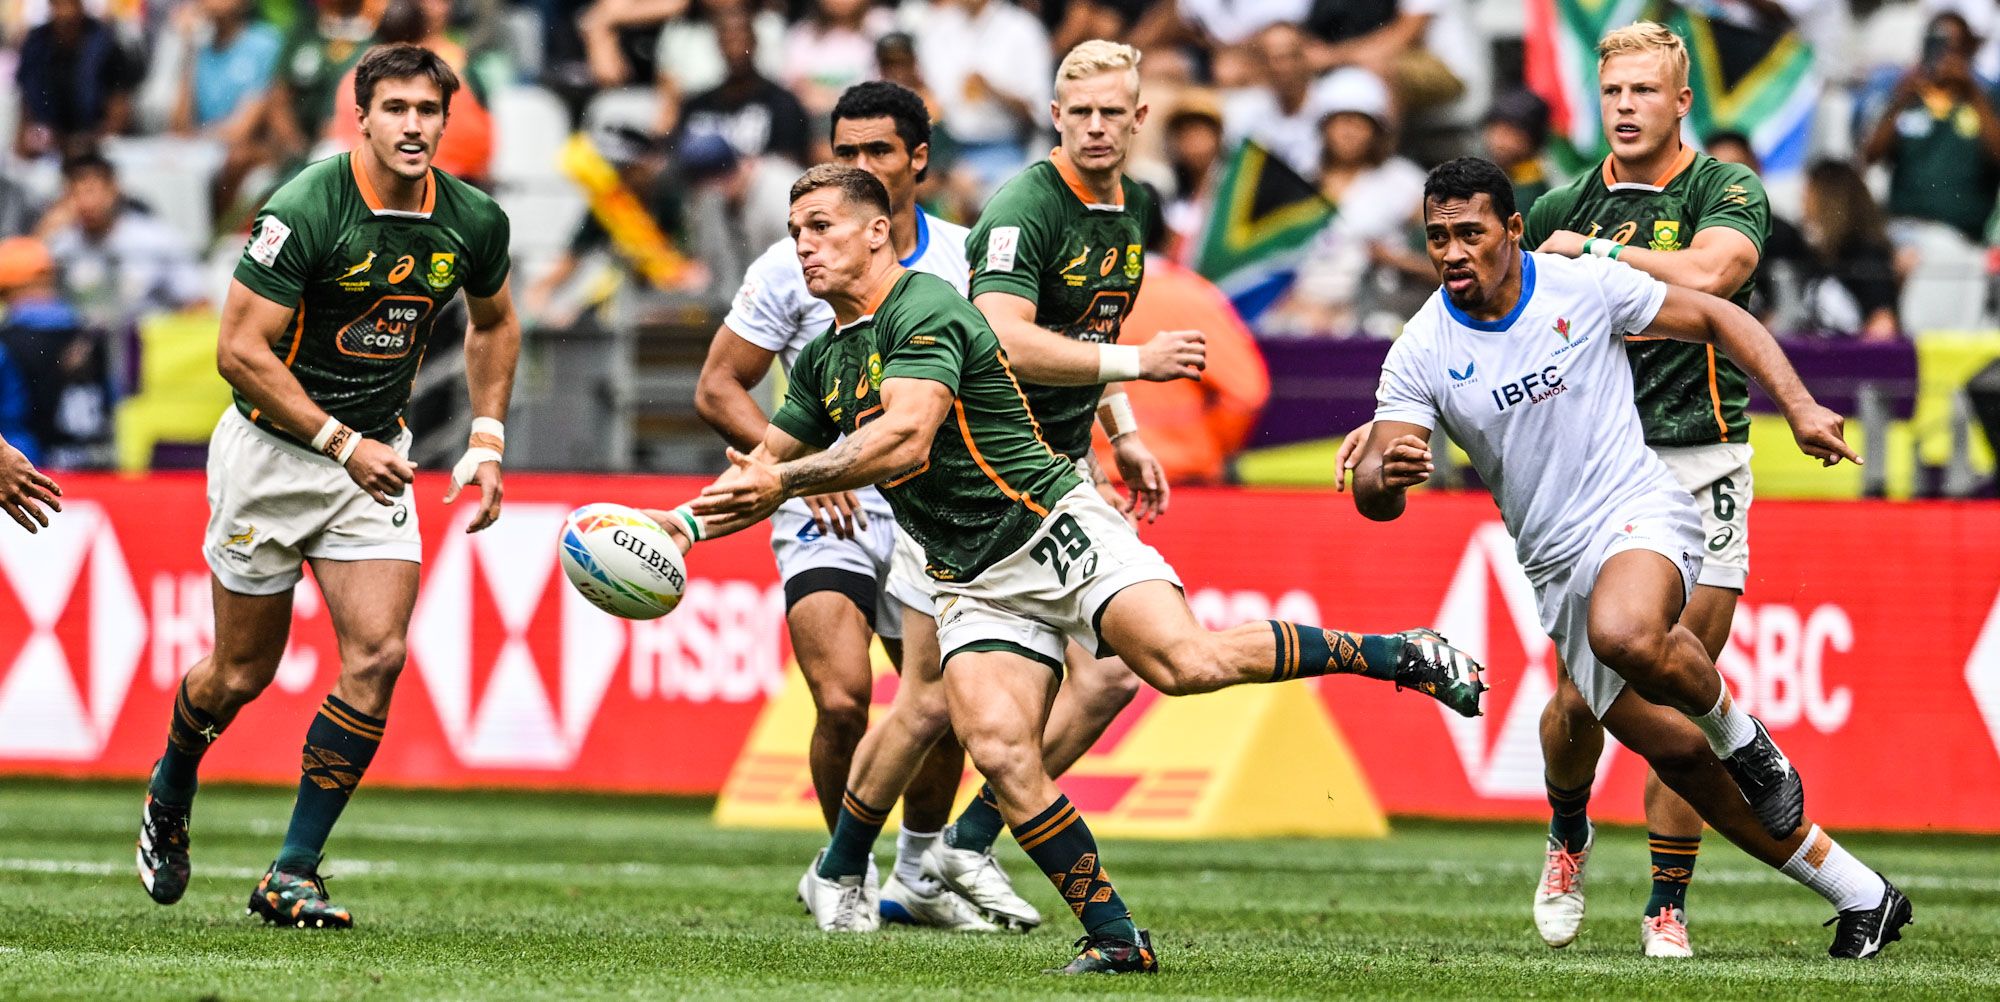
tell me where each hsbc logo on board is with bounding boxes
[1431,523,1613,799]
[1966,583,2000,760]
[410,505,625,769]
[0,503,146,759]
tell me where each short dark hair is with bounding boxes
[1702,129,1759,171]
[60,151,116,184]
[790,163,892,220]
[829,81,933,183]
[354,43,460,116]
[1422,156,1516,224]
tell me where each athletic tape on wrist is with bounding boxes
[1097,344,1142,383]
[310,415,342,452]
[1587,238,1621,259]
[670,505,706,542]
[1097,393,1139,440]
[468,416,506,458]
[330,427,360,464]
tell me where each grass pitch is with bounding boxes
[1,779,1995,1001]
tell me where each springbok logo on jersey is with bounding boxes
[0,503,147,760]
[1431,523,1615,797]
[427,253,456,291]
[337,251,377,283]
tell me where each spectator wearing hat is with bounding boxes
[0,236,113,471]
[1265,95,1426,337]
[1482,88,1557,217]
[14,0,142,160]
[1222,23,1392,179]
[1162,88,1226,252]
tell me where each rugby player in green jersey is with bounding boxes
[649,164,1486,973]
[135,44,520,929]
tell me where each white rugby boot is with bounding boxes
[1533,828,1593,947]
[921,842,1042,931]
[879,874,998,931]
[798,850,880,932]
[1641,906,1693,957]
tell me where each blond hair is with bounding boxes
[1597,22,1689,90]
[1055,39,1141,101]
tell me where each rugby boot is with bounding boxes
[1719,716,1805,840]
[1393,629,1486,717]
[1641,907,1693,958]
[1826,876,1912,959]
[1045,929,1158,974]
[247,862,353,929]
[922,842,1042,931]
[136,789,192,905]
[1533,829,1592,947]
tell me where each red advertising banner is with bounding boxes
[2,474,1997,832]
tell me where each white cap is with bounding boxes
[1309,67,1394,128]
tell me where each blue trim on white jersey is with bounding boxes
[899,210,932,267]
[1445,252,1537,332]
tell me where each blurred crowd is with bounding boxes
[4,0,2000,472]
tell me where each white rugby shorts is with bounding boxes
[932,484,1179,672]
[203,407,420,596]
[769,500,904,639]
[1652,442,1753,591]
[1538,494,1705,719]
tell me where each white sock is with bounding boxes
[1779,824,1886,913]
[1688,688,1757,758]
[896,826,942,893]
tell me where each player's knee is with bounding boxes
[1155,644,1230,696]
[1588,622,1666,676]
[812,685,871,739]
[1643,730,1713,782]
[342,639,408,691]
[957,729,1038,788]
[1090,666,1141,714]
[209,660,276,707]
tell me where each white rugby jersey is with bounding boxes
[723,209,971,515]
[1373,251,1692,582]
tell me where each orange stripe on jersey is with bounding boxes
[283,309,305,367]
[349,150,437,215]
[1705,345,1728,441]
[1601,143,1698,190]
[955,398,1049,518]
[991,350,1058,457]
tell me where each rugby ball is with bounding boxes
[558,503,687,620]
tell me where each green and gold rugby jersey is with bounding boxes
[232,151,511,443]
[966,149,1151,458]
[1523,146,1768,447]
[770,269,1083,583]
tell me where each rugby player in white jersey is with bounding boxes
[693,80,991,930]
[1350,157,1912,959]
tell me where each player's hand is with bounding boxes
[803,491,866,540]
[446,460,504,532]
[0,439,61,533]
[1094,476,1137,528]
[1537,230,1589,258]
[1334,421,1374,492]
[640,507,696,555]
[1138,329,1206,381]
[691,448,786,522]
[1381,434,1434,490]
[343,438,416,506]
[1786,403,1863,467]
[1112,434,1169,523]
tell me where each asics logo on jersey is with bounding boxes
[1488,366,1565,412]
[337,252,376,281]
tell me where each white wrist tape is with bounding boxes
[669,505,706,542]
[450,417,506,490]
[1586,237,1620,259]
[332,430,360,464]
[1097,392,1139,440]
[310,416,341,452]
[1097,344,1142,383]
[468,416,506,450]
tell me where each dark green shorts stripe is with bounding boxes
[942,640,1065,677]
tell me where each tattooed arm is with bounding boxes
[688,377,954,524]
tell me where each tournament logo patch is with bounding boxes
[248,216,292,267]
[1649,221,1682,252]
[1124,244,1143,280]
[427,252,457,290]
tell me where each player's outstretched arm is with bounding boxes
[217,279,415,504]
[1351,420,1435,522]
[1539,226,1759,299]
[692,376,952,525]
[644,425,823,552]
[451,278,523,532]
[0,433,61,533]
[975,291,1205,385]
[1642,285,1861,467]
